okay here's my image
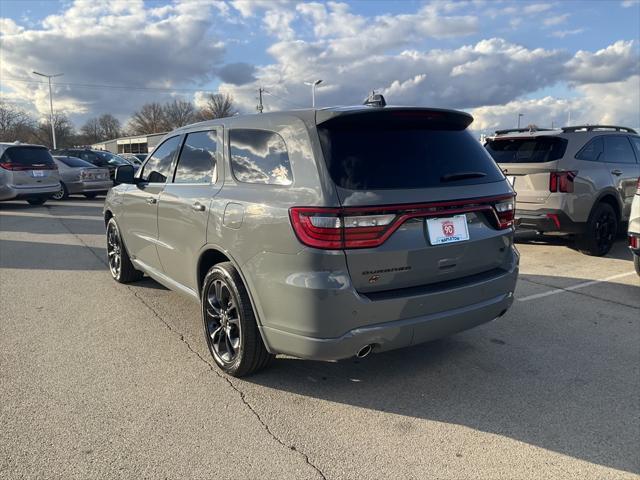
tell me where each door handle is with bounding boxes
[146,197,157,205]
[611,169,623,176]
[192,202,205,212]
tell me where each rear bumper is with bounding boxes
[515,208,584,234]
[0,183,60,201]
[252,250,519,361]
[65,180,112,194]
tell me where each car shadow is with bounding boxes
[243,273,639,474]
[516,232,632,261]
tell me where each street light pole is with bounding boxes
[304,79,323,108]
[33,71,63,149]
[517,113,524,129]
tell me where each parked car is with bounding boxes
[53,148,134,181]
[104,97,519,377]
[119,153,144,166]
[133,153,147,162]
[0,142,60,205]
[628,178,640,275]
[485,125,640,256]
[52,156,112,200]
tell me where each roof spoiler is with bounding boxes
[561,125,637,134]
[316,107,473,130]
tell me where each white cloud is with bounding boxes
[551,28,585,38]
[621,0,639,7]
[566,40,639,84]
[543,13,569,26]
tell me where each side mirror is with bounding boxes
[114,164,135,185]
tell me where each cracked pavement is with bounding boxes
[1,199,638,479]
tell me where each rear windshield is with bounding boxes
[485,136,568,164]
[55,156,94,168]
[1,146,55,167]
[95,151,130,166]
[317,126,504,190]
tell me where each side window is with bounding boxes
[575,137,603,161]
[602,135,636,164]
[140,136,181,183]
[229,129,293,185]
[628,136,640,162]
[78,151,99,164]
[173,130,217,184]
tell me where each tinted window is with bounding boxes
[603,136,637,164]
[575,137,604,161]
[1,147,55,167]
[55,156,94,168]
[141,136,181,183]
[630,136,640,159]
[319,127,504,190]
[230,129,292,185]
[485,137,568,164]
[174,131,217,184]
[95,151,130,166]
[75,151,100,164]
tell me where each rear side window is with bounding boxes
[575,137,604,161]
[174,130,217,184]
[485,137,568,164]
[229,129,293,185]
[1,146,55,168]
[141,136,181,183]
[602,135,637,164]
[56,156,94,168]
[319,126,504,190]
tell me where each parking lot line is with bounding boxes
[518,271,637,302]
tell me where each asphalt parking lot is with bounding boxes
[1,198,638,480]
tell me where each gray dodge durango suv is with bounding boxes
[104,99,519,376]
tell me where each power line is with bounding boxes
[4,77,217,94]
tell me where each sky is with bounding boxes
[1,0,639,135]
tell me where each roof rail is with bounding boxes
[494,127,554,135]
[561,125,637,134]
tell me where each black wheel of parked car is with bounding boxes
[84,193,98,199]
[577,202,618,256]
[202,262,273,377]
[52,183,68,200]
[106,218,143,283]
[27,197,47,206]
[634,254,640,276]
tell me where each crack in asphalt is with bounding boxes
[47,205,328,480]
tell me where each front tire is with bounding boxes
[577,203,618,256]
[202,262,273,377]
[106,218,143,283]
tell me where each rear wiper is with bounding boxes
[440,171,487,182]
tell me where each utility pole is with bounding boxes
[517,113,524,129]
[256,87,264,113]
[33,71,63,149]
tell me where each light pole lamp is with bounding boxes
[33,71,63,149]
[304,79,323,108]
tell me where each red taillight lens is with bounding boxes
[290,195,516,249]
[0,162,56,171]
[629,234,639,249]
[550,171,577,193]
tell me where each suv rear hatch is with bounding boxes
[291,108,515,294]
[484,135,567,204]
[0,146,59,187]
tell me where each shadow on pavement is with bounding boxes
[0,214,104,235]
[516,233,632,261]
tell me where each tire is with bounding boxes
[84,193,98,199]
[27,197,46,206]
[106,218,143,283]
[634,253,640,276]
[201,262,273,377]
[576,202,618,256]
[52,183,68,201]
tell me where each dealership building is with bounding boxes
[92,132,167,154]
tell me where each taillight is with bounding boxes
[629,234,639,250]
[290,195,516,249]
[550,171,577,193]
[0,162,56,171]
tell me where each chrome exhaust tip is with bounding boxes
[356,344,373,359]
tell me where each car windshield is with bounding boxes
[95,151,130,166]
[485,136,568,163]
[55,156,94,168]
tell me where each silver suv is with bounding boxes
[485,126,640,256]
[104,100,519,376]
[0,142,60,205]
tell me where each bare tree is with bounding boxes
[163,99,195,130]
[34,113,75,149]
[128,102,167,135]
[196,93,236,121]
[80,117,102,144]
[98,114,121,140]
[0,102,36,143]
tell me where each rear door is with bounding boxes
[602,135,640,218]
[484,136,567,204]
[118,135,182,272]
[0,146,59,189]
[157,128,223,292]
[316,109,514,294]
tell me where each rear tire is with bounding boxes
[577,202,618,256]
[634,253,640,276]
[27,197,46,206]
[52,183,68,200]
[84,193,98,199]
[201,262,273,377]
[106,218,143,283]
